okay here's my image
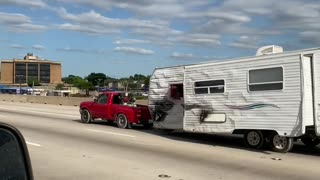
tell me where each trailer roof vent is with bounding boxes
[256,45,283,56]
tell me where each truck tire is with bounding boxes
[269,132,294,153]
[244,130,264,149]
[116,114,128,129]
[81,109,92,124]
[301,137,320,147]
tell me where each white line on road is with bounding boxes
[0,115,7,118]
[133,141,160,146]
[0,106,79,118]
[26,141,41,147]
[87,129,136,138]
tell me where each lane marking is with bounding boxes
[26,141,41,147]
[87,129,136,138]
[0,107,79,118]
[0,115,7,118]
[133,141,160,146]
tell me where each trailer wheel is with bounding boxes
[269,132,294,153]
[116,114,128,129]
[244,130,264,149]
[81,109,92,124]
[301,137,320,147]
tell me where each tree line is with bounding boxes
[56,73,150,95]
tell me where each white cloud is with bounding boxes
[229,35,260,49]
[55,8,178,37]
[0,12,46,33]
[55,0,185,18]
[170,52,218,60]
[169,33,221,46]
[58,23,120,34]
[300,31,320,44]
[114,46,154,55]
[171,52,195,59]
[113,39,151,45]
[0,0,46,8]
[56,47,107,54]
[10,44,25,49]
[32,45,45,50]
[181,11,251,23]
[220,0,320,44]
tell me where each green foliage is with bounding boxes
[144,75,151,86]
[55,83,64,90]
[62,75,83,85]
[86,72,109,87]
[129,74,147,81]
[62,73,151,93]
[27,79,40,87]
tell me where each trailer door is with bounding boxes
[312,53,320,135]
[302,55,315,133]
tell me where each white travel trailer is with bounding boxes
[149,46,320,152]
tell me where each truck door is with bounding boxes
[91,94,109,119]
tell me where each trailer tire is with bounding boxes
[244,130,264,149]
[269,132,294,153]
[81,109,92,124]
[301,137,320,147]
[116,114,128,129]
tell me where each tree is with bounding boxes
[86,72,108,87]
[55,83,64,90]
[144,75,151,86]
[75,80,94,96]
[119,78,133,93]
[62,75,83,85]
[27,79,40,87]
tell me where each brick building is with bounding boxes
[0,53,62,85]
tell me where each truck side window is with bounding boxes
[97,94,108,104]
[113,95,121,104]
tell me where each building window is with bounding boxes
[40,64,50,83]
[15,63,27,83]
[248,67,283,91]
[194,80,225,94]
[27,63,39,82]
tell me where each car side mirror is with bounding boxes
[93,98,97,103]
[0,123,33,180]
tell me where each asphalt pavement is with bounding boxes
[0,101,320,180]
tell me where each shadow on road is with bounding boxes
[72,119,320,156]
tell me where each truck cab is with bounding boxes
[80,92,152,128]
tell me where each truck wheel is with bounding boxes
[244,130,264,149]
[269,132,294,153]
[116,114,128,129]
[301,137,320,147]
[81,109,92,124]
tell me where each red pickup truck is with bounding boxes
[79,92,152,128]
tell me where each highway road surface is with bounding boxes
[1,101,320,180]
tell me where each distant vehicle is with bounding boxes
[142,93,148,97]
[149,45,320,153]
[80,92,152,128]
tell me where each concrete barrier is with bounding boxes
[0,94,148,106]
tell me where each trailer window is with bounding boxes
[249,67,283,91]
[170,84,183,99]
[194,80,225,94]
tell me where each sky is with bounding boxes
[0,0,320,78]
